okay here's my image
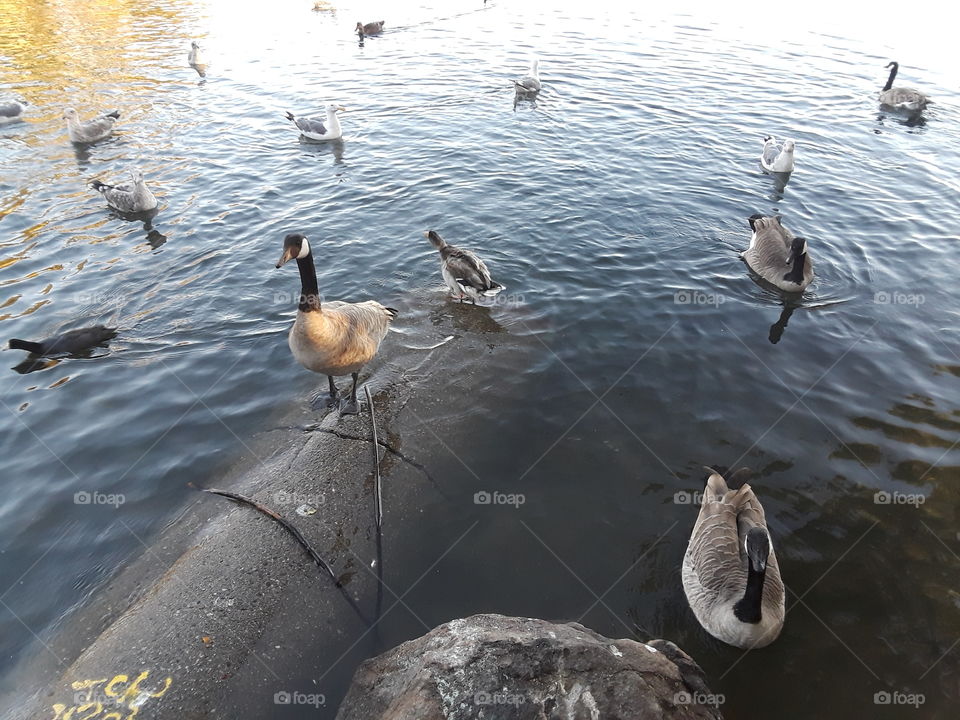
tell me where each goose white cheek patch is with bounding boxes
[297,238,310,259]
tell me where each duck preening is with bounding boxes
[760,136,795,173]
[276,233,397,415]
[425,230,504,303]
[8,325,117,356]
[0,99,26,124]
[63,107,120,144]
[741,214,813,293]
[682,467,785,649]
[285,104,345,141]
[879,61,931,113]
[356,21,385,39]
[91,169,158,213]
[514,58,541,93]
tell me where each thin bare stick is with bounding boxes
[201,487,371,626]
[364,385,385,634]
[365,385,383,530]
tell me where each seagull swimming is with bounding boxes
[0,99,26,124]
[64,107,120,144]
[90,169,158,213]
[285,104,346,141]
[760,136,796,173]
[514,58,541,93]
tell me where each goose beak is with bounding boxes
[276,248,295,268]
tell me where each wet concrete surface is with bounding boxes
[4,296,535,720]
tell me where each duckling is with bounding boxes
[8,325,117,356]
[682,467,785,649]
[356,21,385,40]
[425,230,505,303]
[879,61,931,113]
[741,214,813,293]
[514,58,541,93]
[285,104,346,141]
[63,107,120,144]
[276,233,397,415]
[90,169,158,213]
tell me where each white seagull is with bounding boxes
[514,58,541,93]
[760,136,796,173]
[285,104,346,141]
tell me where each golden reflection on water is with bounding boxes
[1,0,201,323]
[0,0,197,118]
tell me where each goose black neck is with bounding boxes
[733,565,766,624]
[783,251,806,285]
[884,63,898,92]
[295,253,321,312]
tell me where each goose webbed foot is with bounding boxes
[339,397,361,415]
[309,389,341,410]
[324,390,342,408]
[310,376,342,409]
[338,372,361,416]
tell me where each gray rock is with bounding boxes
[336,614,724,719]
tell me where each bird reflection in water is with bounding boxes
[768,302,798,344]
[298,136,345,166]
[768,171,791,199]
[429,297,506,336]
[111,206,167,249]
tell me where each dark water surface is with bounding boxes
[1,0,959,717]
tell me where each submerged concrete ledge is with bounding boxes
[6,299,534,719]
[5,300,720,719]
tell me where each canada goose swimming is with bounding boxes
[90,169,158,213]
[8,325,117,356]
[879,62,931,113]
[760,136,795,173]
[741,214,813,293]
[276,233,397,415]
[514,58,541,93]
[425,230,505,303]
[0,99,26,124]
[682,467,785,649]
[356,21,385,39]
[63,107,120,144]
[285,104,346,142]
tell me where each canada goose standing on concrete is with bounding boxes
[276,233,397,415]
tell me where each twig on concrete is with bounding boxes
[200,487,371,626]
[278,424,443,491]
[365,385,383,530]
[364,385,385,634]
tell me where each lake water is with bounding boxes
[1,0,958,717]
